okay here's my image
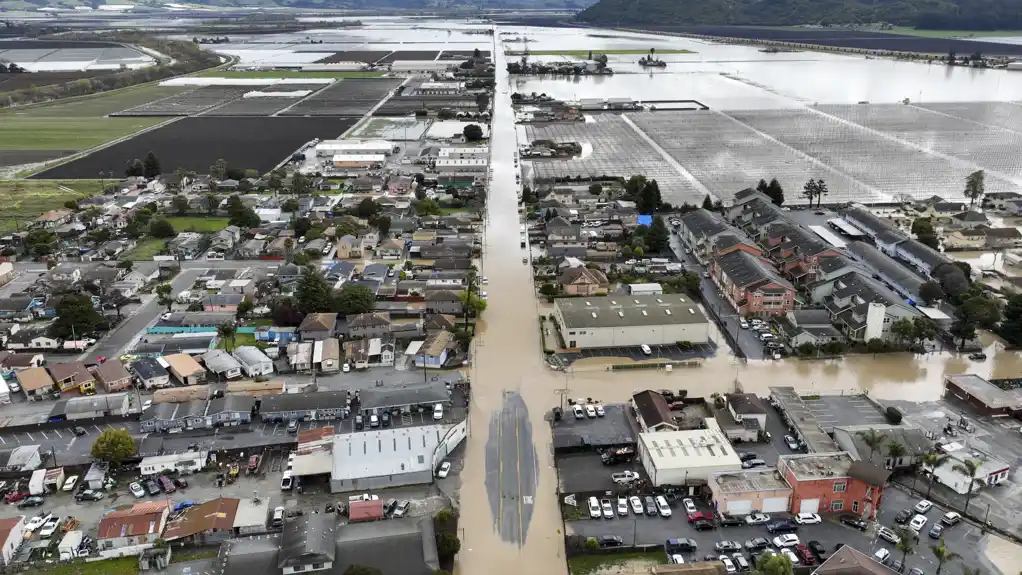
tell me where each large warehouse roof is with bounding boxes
[639,419,741,470]
[556,294,708,329]
[331,425,446,482]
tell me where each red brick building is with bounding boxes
[777,452,889,519]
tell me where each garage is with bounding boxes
[762,497,790,514]
[799,498,820,514]
[726,499,753,515]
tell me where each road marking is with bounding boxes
[53,430,62,438]
[93,425,102,433]
[516,406,523,546]
[68,438,76,450]
[25,433,33,441]
[0,436,5,444]
[40,431,48,440]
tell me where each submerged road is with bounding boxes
[485,391,538,546]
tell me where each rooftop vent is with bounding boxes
[591,312,597,318]
[689,308,695,314]
[665,309,672,315]
[618,311,624,317]
[641,310,648,316]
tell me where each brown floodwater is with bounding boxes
[454,28,1022,575]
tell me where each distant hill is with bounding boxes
[0,0,589,11]
[576,0,1022,31]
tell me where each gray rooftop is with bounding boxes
[279,514,335,568]
[555,294,708,329]
[768,387,840,453]
[715,249,791,290]
[359,381,449,411]
[331,425,446,482]
[847,241,924,296]
[202,349,242,374]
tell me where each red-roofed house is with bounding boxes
[0,516,26,566]
[97,501,170,550]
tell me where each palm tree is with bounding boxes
[921,453,949,499]
[931,538,960,575]
[886,440,907,468]
[856,428,888,462]
[217,321,237,352]
[953,459,982,515]
[895,527,916,567]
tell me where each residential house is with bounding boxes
[238,239,266,259]
[676,209,732,262]
[233,346,274,377]
[36,209,73,229]
[778,452,888,518]
[170,232,205,259]
[299,313,338,341]
[287,342,314,372]
[49,263,81,284]
[832,424,932,470]
[558,267,609,296]
[424,314,457,333]
[811,271,921,342]
[96,502,170,550]
[16,368,55,401]
[347,312,392,339]
[845,242,923,301]
[948,210,989,229]
[130,357,171,389]
[343,337,396,369]
[265,237,289,257]
[202,350,243,380]
[411,329,454,369]
[632,390,679,432]
[207,395,255,427]
[5,330,58,351]
[0,262,13,287]
[222,279,256,297]
[943,228,987,250]
[141,401,206,433]
[48,362,96,394]
[162,497,242,543]
[894,239,952,276]
[983,226,1022,249]
[336,235,361,259]
[203,294,244,313]
[710,249,795,317]
[276,263,303,285]
[315,338,342,373]
[0,351,43,371]
[211,226,242,252]
[425,290,463,315]
[94,359,133,393]
[433,258,473,270]
[258,391,349,422]
[545,216,579,242]
[164,353,205,386]
[0,297,34,321]
[840,205,905,245]
[775,310,844,349]
[984,191,1022,211]
[377,238,404,259]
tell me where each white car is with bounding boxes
[142,399,153,411]
[572,405,585,419]
[629,496,644,514]
[479,291,488,299]
[588,496,601,519]
[682,498,697,514]
[914,500,933,514]
[745,513,771,525]
[342,363,350,373]
[910,514,928,532]
[617,497,629,516]
[601,499,614,519]
[8,380,19,393]
[794,513,821,525]
[129,482,146,498]
[655,495,672,517]
[874,548,891,564]
[585,404,597,418]
[772,534,799,548]
[781,548,800,565]
[62,476,78,492]
[877,527,901,544]
[39,517,60,539]
[739,319,749,329]
[24,516,45,532]
[481,276,489,284]
[437,462,451,478]
[640,344,652,355]
[720,557,737,573]
[595,404,605,417]
[671,555,685,564]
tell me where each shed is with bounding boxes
[84,461,109,490]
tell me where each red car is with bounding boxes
[687,511,710,523]
[96,356,108,364]
[4,491,27,504]
[794,544,817,565]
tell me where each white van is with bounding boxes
[280,471,293,491]
[433,403,444,421]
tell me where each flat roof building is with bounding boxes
[943,374,1022,416]
[332,154,386,168]
[637,419,742,486]
[315,140,393,157]
[330,424,447,492]
[438,147,489,160]
[435,158,488,173]
[553,294,710,349]
[710,468,793,515]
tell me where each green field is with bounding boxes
[195,70,386,79]
[0,84,187,118]
[0,116,167,150]
[166,217,230,232]
[0,180,106,233]
[122,238,168,261]
[523,49,695,56]
[21,556,140,575]
[218,332,257,350]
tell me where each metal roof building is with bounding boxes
[330,425,447,492]
[552,294,710,348]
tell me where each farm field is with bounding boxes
[0,179,105,233]
[314,51,392,64]
[523,49,695,56]
[377,50,440,62]
[122,238,167,261]
[194,70,385,79]
[0,71,104,92]
[0,116,166,150]
[0,84,188,118]
[33,116,358,178]
[280,77,402,116]
[165,217,230,232]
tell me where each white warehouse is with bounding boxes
[439,146,489,160]
[638,419,743,486]
[315,140,394,157]
[552,294,710,349]
[436,158,488,173]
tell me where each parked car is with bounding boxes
[687,511,710,523]
[389,500,410,517]
[808,540,827,559]
[928,523,944,539]
[741,459,766,469]
[145,480,160,496]
[910,514,928,532]
[794,513,822,525]
[598,535,623,547]
[784,435,800,450]
[744,538,770,551]
[629,496,644,515]
[437,462,451,478]
[877,527,901,544]
[718,513,743,527]
[75,490,103,502]
[745,513,771,525]
[766,520,798,534]
[644,496,657,516]
[693,520,715,531]
[794,544,816,565]
[732,553,750,571]
[601,499,614,519]
[682,498,698,514]
[62,476,78,492]
[721,557,737,574]
[839,514,867,531]
[914,500,934,514]
[18,496,44,509]
[894,509,913,524]
[24,515,46,531]
[39,517,60,538]
[129,482,146,498]
[588,497,601,519]
[595,404,605,417]
[780,548,800,565]
[655,496,672,517]
[874,548,891,564]
[616,497,629,516]
[941,511,961,525]
[772,534,799,548]
[715,541,742,552]
[737,452,757,462]
[665,538,697,553]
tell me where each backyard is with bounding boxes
[0,179,106,233]
[121,238,167,261]
[165,217,230,232]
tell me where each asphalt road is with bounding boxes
[485,391,537,547]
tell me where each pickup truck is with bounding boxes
[610,471,640,484]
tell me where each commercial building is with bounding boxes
[438,146,489,160]
[332,154,386,169]
[926,441,1010,495]
[435,158,488,174]
[637,419,742,486]
[0,516,26,567]
[315,140,394,157]
[709,468,793,515]
[50,393,131,421]
[163,497,270,543]
[330,423,464,492]
[96,501,170,550]
[777,452,888,518]
[553,294,710,349]
[832,424,932,470]
[139,451,208,476]
[943,374,1022,417]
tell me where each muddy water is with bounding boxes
[454,25,1022,575]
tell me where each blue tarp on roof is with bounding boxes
[637,215,653,227]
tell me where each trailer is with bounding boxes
[28,469,46,496]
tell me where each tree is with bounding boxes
[272,298,304,327]
[765,178,784,205]
[753,551,794,575]
[950,318,977,349]
[436,532,461,561]
[919,281,944,305]
[294,217,312,239]
[912,316,938,349]
[637,179,663,213]
[801,178,819,205]
[50,294,104,339]
[416,198,442,216]
[855,428,887,462]
[156,282,174,313]
[921,453,949,499]
[125,158,144,178]
[205,193,220,216]
[236,295,254,320]
[210,158,228,181]
[217,321,237,352]
[292,171,310,195]
[342,565,382,575]
[282,198,300,213]
[296,267,333,314]
[1000,293,1022,346]
[355,198,378,219]
[150,218,175,238]
[475,92,490,112]
[459,290,487,323]
[646,216,670,253]
[539,283,557,296]
[463,124,484,141]
[958,294,1001,330]
[886,440,907,467]
[335,283,375,315]
[894,527,916,567]
[91,428,136,465]
[890,317,916,346]
[172,194,190,216]
[143,151,161,179]
[376,216,391,236]
[953,459,982,515]
[931,539,960,575]
[702,195,713,210]
[965,169,985,208]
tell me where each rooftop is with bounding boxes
[945,374,1022,409]
[555,294,708,329]
[632,390,675,430]
[331,425,446,482]
[815,541,896,575]
[638,420,741,469]
[779,451,856,481]
[712,468,792,494]
[551,403,638,451]
[768,386,841,452]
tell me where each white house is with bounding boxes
[926,442,1010,495]
[232,346,274,377]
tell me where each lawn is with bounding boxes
[195,70,385,79]
[22,556,140,575]
[0,116,167,151]
[0,179,106,233]
[0,84,188,118]
[166,217,230,232]
[121,238,167,261]
[567,552,667,575]
[217,332,258,350]
[523,49,695,56]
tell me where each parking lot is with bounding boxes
[803,394,889,431]
[555,343,716,365]
[567,487,986,575]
